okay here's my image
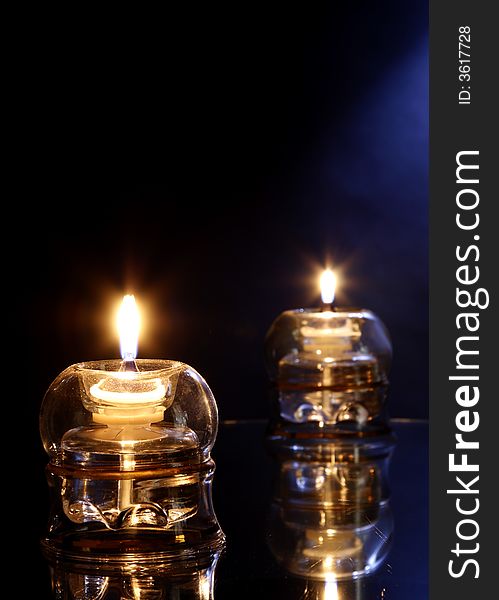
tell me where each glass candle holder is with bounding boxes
[40,360,225,562]
[265,308,392,434]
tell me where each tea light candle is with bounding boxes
[300,269,361,360]
[90,295,168,426]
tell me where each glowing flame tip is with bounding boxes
[320,269,336,305]
[117,294,140,360]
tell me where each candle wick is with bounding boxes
[119,356,139,372]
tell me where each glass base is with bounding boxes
[45,542,223,600]
[41,527,226,568]
[43,456,225,566]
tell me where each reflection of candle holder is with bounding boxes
[46,546,221,599]
[40,360,224,561]
[267,434,395,581]
[265,308,392,434]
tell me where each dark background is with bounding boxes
[21,1,428,431]
[11,3,429,593]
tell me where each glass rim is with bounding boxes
[282,307,376,318]
[74,359,185,377]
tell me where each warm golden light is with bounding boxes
[117,295,140,360]
[320,269,336,305]
[323,575,339,600]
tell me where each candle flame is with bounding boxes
[117,295,140,360]
[320,269,336,305]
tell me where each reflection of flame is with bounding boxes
[320,269,336,305]
[323,571,339,600]
[117,295,140,360]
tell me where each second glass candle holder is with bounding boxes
[265,308,392,434]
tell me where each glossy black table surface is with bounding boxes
[30,419,428,599]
